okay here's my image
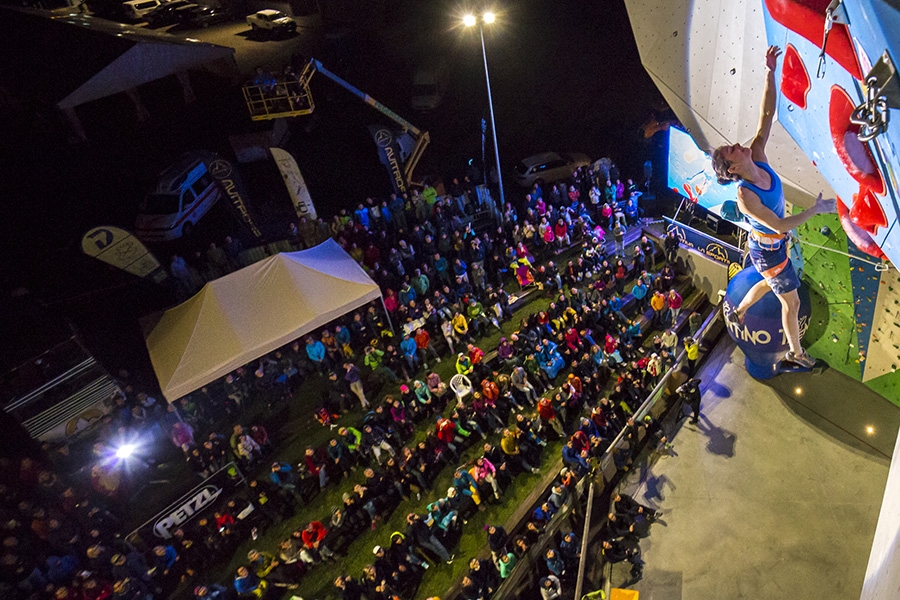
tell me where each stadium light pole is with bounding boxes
[463,11,506,209]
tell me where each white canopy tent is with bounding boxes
[145,240,382,401]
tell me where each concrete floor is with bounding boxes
[610,340,895,599]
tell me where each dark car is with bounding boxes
[180,6,233,28]
[144,0,197,27]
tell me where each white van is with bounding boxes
[411,61,449,111]
[135,153,221,242]
[123,0,163,21]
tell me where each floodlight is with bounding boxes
[115,444,137,459]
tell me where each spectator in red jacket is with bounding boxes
[436,417,463,459]
[553,219,570,251]
[537,397,565,438]
[414,327,441,368]
[667,289,683,325]
[300,521,336,561]
[304,447,329,489]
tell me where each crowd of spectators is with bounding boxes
[1,158,703,600]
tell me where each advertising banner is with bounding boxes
[664,216,743,269]
[208,158,264,240]
[271,148,317,220]
[127,462,244,542]
[81,226,166,283]
[368,125,409,195]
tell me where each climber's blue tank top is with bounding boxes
[738,161,784,235]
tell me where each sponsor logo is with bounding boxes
[723,300,809,347]
[704,243,728,263]
[208,159,233,179]
[665,220,741,266]
[374,128,393,147]
[385,146,407,194]
[153,486,222,539]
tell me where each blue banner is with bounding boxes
[664,216,743,268]
[368,125,409,195]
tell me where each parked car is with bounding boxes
[179,5,233,28]
[513,151,592,187]
[144,0,197,28]
[135,152,222,242]
[411,61,450,111]
[246,9,297,37]
[122,0,163,22]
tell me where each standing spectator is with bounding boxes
[664,230,679,264]
[631,279,649,313]
[677,378,703,424]
[683,336,700,376]
[667,289,683,324]
[650,290,668,326]
[305,337,328,375]
[343,362,368,409]
[539,575,563,600]
[613,222,625,257]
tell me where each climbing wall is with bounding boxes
[624,0,900,404]
[623,0,834,210]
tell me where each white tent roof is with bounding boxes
[145,240,381,401]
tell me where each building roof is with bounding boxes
[0,8,235,109]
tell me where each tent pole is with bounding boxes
[381,296,395,335]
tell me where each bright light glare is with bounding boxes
[463,14,477,26]
[794,387,802,395]
[866,426,875,435]
[115,444,136,459]
[483,12,496,23]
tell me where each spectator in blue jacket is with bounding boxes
[398,282,417,306]
[354,204,370,229]
[559,531,581,571]
[305,336,328,374]
[269,461,304,504]
[544,548,566,577]
[400,334,420,375]
[631,280,649,313]
[562,439,589,476]
[434,253,450,286]
[234,565,266,597]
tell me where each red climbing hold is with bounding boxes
[781,43,810,109]
[764,0,862,80]
[829,86,885,195]
[850,188,889,234]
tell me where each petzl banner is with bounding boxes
[368,125,409,195]
[127,462,244,542]
[271,148,317,220]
